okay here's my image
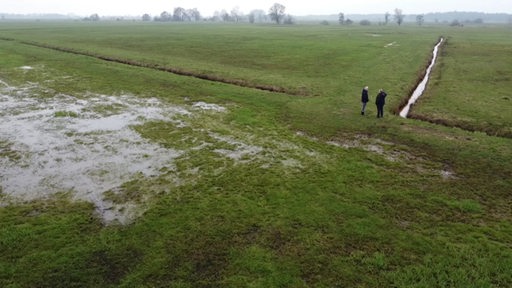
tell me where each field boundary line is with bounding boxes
[0,37,306,96]
[391,37,511,139]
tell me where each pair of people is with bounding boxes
[361,86,387,118]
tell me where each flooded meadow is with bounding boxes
[0,67,319,223]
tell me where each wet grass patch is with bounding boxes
[0,140,22,162]
[134,121,212,151]
[54,110,79,118]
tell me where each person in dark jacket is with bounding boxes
[375,89,387,118]
[361,86,369,115]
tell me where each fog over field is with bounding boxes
[1,0,511,16]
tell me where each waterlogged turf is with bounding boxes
[0,79,186,223]
[0,23,511,287]
[0,72,321,224]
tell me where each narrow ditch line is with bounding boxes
[399,38,444,118]
[406,114,511,138]
[396,37,510,139]
[0,37,302,96]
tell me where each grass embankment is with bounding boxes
[0,23,511,287]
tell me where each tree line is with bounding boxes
[83,5,503,26]
[144,3,292,24]
[86,5,405,26]
[338,9,404,26]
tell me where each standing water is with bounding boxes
[400,38,444,118]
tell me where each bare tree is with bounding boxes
[384,12,390,25]
[187,8,202,21]
[416,14,424,26]
[218,9,230,22]
[142,14,151,21]
[230,7,243,22]
[394,8,404,26]
[173,7,187,21]
[450,19,463,27]
[338,12,345,25]
[157,11,171,21]
[248,9,266,23]
[83,13,100,21]
[268,3,286,24]
[283,14,294,24]
[360,19,371,26]
[212,11,222,22]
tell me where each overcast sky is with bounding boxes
[2,0,511,16]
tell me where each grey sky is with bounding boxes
[1,0,511,16]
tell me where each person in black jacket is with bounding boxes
[361,86,369,115]
[375,89,387,118]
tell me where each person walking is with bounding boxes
[361,86,369,115]
[375,89,387,118]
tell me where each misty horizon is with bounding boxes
[1,0,511,18]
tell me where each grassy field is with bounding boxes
[0,22,511,287]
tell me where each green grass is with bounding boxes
[0,22,441,99]
[0,22,511,287]
[54,110,79,117]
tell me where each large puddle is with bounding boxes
[0,75,313,224]
[400,38,444,118]
[0,80,196,222]
[0,68,336,223]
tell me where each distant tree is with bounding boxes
[248,9,266,23]
[211,11,222,22]
[360,19,371,26]
[283,14,294,25]
[320,20,329,25]
[173,7,187,21]
[384,12,390,25]
[157,11,171,21]
[416,14,424,26]
[345,19,353,25]
[142,14,151,21]
[394,8,404,26]
[338,12,345,25]
[230,7,243,22]
[268,3,286,24]
[450,19,463,27]
[220,9,230,22]
[84,13,100,21]
[187,8,202,21]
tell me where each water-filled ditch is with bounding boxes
[400,38,444,118]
